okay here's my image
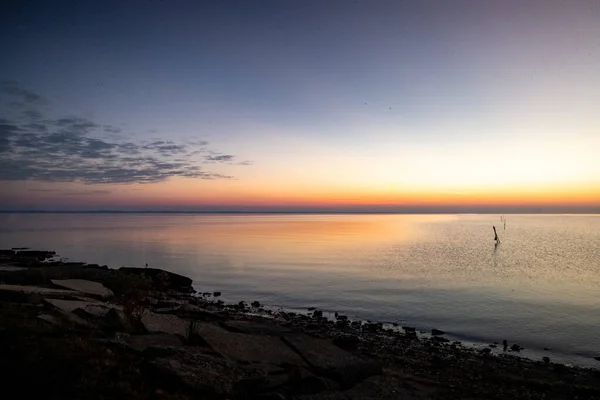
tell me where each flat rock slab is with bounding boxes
[37,314,61,326]
[51,279,113,298]
[44,298,100,313]
[140,310,189,337]
[283,334,381,388]
[195,322,305,366]
[222,320,294,336]
[145,349,273,397]
[0,284,78,302]
[0,265,27,272]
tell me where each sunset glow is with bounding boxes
[1,0,599,212]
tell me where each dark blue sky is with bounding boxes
[1,0,599,211]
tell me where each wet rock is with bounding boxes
[308,307,316,311]
[594,356,600,362]
[431,329,445,336]
[282,333,382,389]
[510,344,522,352]
[479,348,491,355]
[336,315,348,321]
[402,326,416,332]
[140,310,189,337]
[15,250,56,260]
[312,310,323,318]
[194,322,305,365]
[144,349,273,397]
[543,357,550,364]
[252,301,261,307]
[213,291,221,296]
[51,279,114,299]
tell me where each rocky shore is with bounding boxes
[1,249,599,399]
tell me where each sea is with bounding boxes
[1,213,599,367]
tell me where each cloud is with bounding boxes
[0,82,246,184]
[204,154,235,162]
[1,80,46,105]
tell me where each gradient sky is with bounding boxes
[1,0,599,212]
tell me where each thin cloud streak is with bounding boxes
[0,82,251,185]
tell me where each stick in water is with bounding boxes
[493,225,500,243]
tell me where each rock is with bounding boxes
[431,329,445,336]
[123,333,183,352]
[594,356,600,362]
[0,266,27,272]
[336,315,348,321]
[252,301,261,307]
[104,307,131,331]
[51,279,114,299]
[402,326,416,332]
[194,322,305,365]
[140,310,189,337]
[213,291,221,296]
[479,348,491,355]
[510,344,522,352]
[543,357,550,364]
[44,298,103,313]
[282,333,382,389]
[312,310,323,318]
[222,320,292,336]
[37,313,60,326]
[308,307,316,311]
[503,340,508,351]
[333,335,359,351]
[119,267,193,291]
[0,284,78,302]
[15,250,56,260]
[178,303,223,321]
[144,349,274,397]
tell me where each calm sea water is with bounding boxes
[1,213,599,367]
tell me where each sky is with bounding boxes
[1,0,599,212]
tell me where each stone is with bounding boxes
[312,310,323,318]
[119,267,193,291]
[0,284,78,302]
[543,357,550,364]
[140,310,189,337]
[144,348,274,397]
[282,334,381,388]
[213,291,222,296]
[0,266,27,272]
[594,356,600,362]
[44,298,102,313]
[402,326,416,332]
[37,313,60,326]
[124,333,183,352]
[222,320,293,336]
[333,335,359,351]
[194,322,305,365]
[51,279,114,299]
[431,329,445,336]
[252,301,261,307]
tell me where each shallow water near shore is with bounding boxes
[1,213,599,367]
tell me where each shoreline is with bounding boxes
[2,248,600,399]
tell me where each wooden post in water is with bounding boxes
[493,226,500,243]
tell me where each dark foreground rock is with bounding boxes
[2,249,600,400]
[119,267,193,292]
